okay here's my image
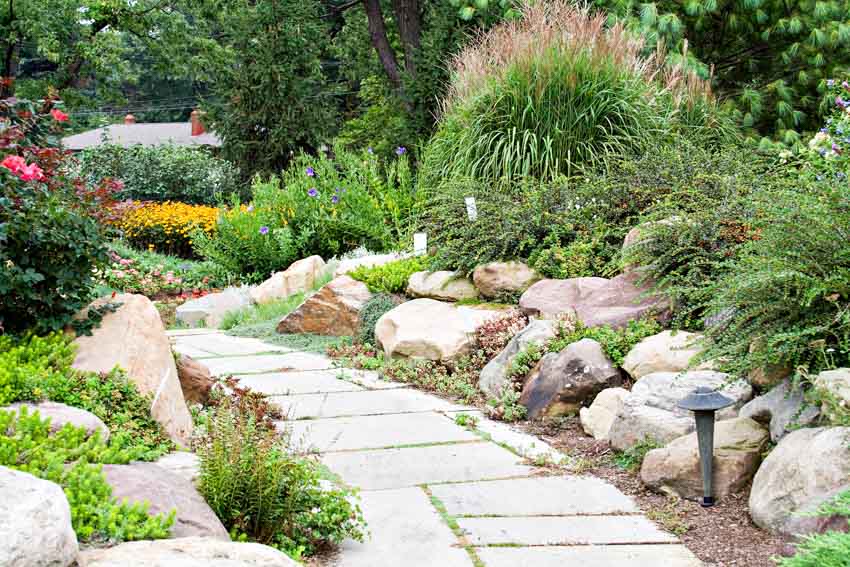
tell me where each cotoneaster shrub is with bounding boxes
[421,1,732,186]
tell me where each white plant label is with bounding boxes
[414,232,427,256]
[465,196,478,221]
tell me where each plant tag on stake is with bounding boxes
[414,232,427,256]
[465,196,478,221]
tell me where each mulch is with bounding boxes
[520,417,793,567]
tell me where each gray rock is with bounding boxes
[608,371,753,451]
[519,339,621,419]
[77,537,297,567]
[519,272,670,328]
[749,427,850,536]
[0,466,78,567]
[579,387,629,440]
[176,286,253,329]
[814,368,850,423]
[740,379,820,442]
[641,417,769,501]
[479,319,558,398]
[154,451,201,485]
[472,261,541,299]
[621,330,711,380]
[407,271,478,302]
[102,462,229,540]
[4,401,109,442]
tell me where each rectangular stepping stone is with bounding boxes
[269,389,469,419]
[444,411,562,463]
[234,370,365,396]
[458,516,678,546]
[321,441,532,490]
[166,328,221,337]
[333,487,473,567]
[203,352,333,376]
[430,476,638,516]
[171,343,215,359]
[342,369,407,390]
[476,544,702,567]
[286,412,479,453]
[171,334,288,357]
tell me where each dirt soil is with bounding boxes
[520,417,792,567]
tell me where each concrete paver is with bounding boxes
[269,388,469,419]
[458,515,679,545]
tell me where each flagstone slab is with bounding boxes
[234,371,365,396]
[430,476,638,516]
[343,369,407,390]
[171,344,216,359]
[444,411,562,464]
[332,487,472,567]
[269,389,469,420]
[170,334,289,357]
[286,412,479,453]
[476,544,702,567]
[203,352,333,376]
[458,515,678,546]
[166,329,221,337]
[322,442,533,490]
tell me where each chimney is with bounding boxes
[190,109,205,136]
[124,114,136,125]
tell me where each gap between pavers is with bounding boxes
[321,441,535,491]
[268,388,472,420]
[202,351,334,375]
[170,333,292,357]
[284,412,481,453]
[475,544,703,567]
[457,515,679,546]
[233,370,366,396]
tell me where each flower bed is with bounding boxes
[116,201,218,258]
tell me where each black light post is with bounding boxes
[677,387,734,507]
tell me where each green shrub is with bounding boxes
[348,257,426,294]
[549,319,663,367]
[357,294,404,345]
[1,333,173,459]
[192,193,298,284]
[613,438,662,471]
[777,490,850,567]
[1,407,175,543]
[220,292,307,332]
[197,398,366,558]
[699,174,850,379]
[421,1,732,186]
[77,144,242,205]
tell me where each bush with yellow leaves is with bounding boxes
[116,201,218,258]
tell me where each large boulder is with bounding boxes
[73,294,193,446]
[622,331,711,380]
[4,401,109,442]
[375,299,499,362]
[519,272,670,328]
[77,537,298,567]
[0,466,78,567]
[175,355,215,405]
[519,339,622,419]
[608,371,753,451]
[334,252,403,277]
[155,451,201,485]
[276,276,372,336]
[249,255,326,305]
[102,462,229,540]
[740,378,820,443]
[407,271,478,302]
[478,319,558,398]
[472,261,540,299]
[749,427,850,536]
[176,286,252,329]
[579,387,629,440]
[640,417,769,501]
[813,368,850,423]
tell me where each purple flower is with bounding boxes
[331,195,340,204]
[308,187,319,198]
[843,81,850,91]
[836,97,847,109]
[395,146,406,155]
[367,147,374,154]
[247,205,254,212]
[259,226,269,235]
[827,79,836,87]
[306,167,315,177]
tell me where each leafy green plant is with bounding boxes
[357,293,404,345]
[349,257,426,294]
[0,333,76,405]
[196,398,366,558]
[777,490,850,566]
[549,319,663,367]
[454,413,479,428]
[486,386,527,422]
[76,144,241,205]
[1,407,175,543]
[613,437,662,471]
[220,292,307,332]
[421,1,732,186]
[383,356,484,404]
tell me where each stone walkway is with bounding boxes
[169,329,702,567]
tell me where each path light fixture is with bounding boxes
[676,386,734,508]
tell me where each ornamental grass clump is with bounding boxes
[421,1,732,185]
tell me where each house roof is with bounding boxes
[62,122,222,150]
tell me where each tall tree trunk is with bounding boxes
[362,0,402,89]
[391,0,420,77]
